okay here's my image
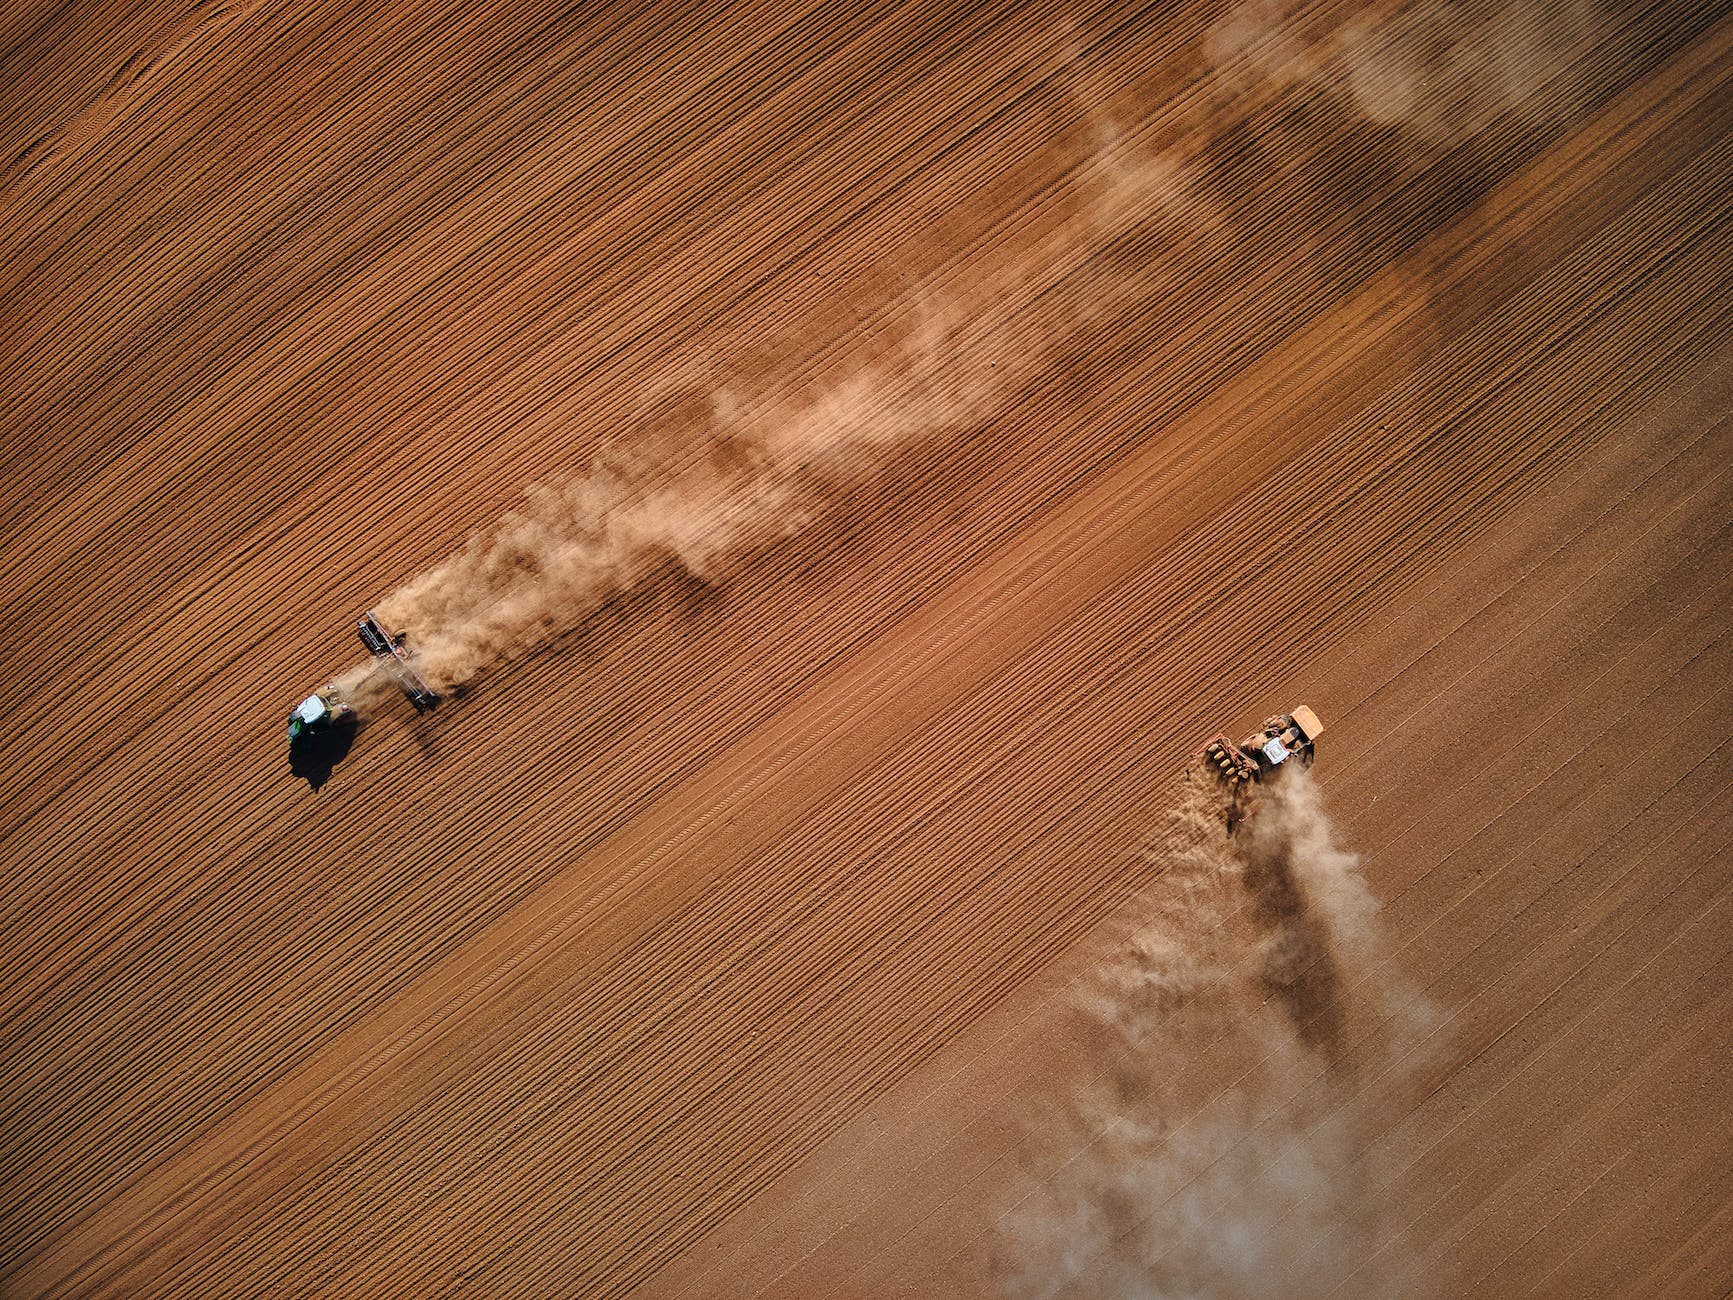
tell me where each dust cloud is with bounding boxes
[337,2,1612,705]
[1206,0,1608,144]
[995,768,1434,1299]
[330,25,1196,702]
[1081,123,1224,242]
[363,293,1009,693]
[327,655,402,711]
[348,117,1178,697]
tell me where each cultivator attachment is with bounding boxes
[358,612,439,713]
[1202,733,1259,784]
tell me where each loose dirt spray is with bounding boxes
[333,130,1179,704]
[995,768,1434,1299]
[349,294,1007,695]
[330,1,1609,709]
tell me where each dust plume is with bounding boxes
[1077,121,1231,275]
[323,20,1222,708]
[357,293,1010,695]
[1056,0,1621,338]
[1205,0,1608,144]
[335,3,1615,706]
[995,768,1433,1299]
[342,74,1196,702]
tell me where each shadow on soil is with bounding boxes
[1240,824,1349,1062]
[289,714,360,791]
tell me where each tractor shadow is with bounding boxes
[289,713,360,791]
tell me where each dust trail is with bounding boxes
[345,94,1174,700]
[336,2,1616,706]
[996,768,1434,1299]
[330,16,1242,705]
[359,289,1014,695]
[1206,0,1608,143]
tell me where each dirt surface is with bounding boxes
[3,1,1730,1295]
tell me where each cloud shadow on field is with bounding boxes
[1196,86,1509,308]
[534,555,729,673]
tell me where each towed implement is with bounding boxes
[356,611,439,712]
[1198,705,1323,832]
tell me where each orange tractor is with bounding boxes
[1199,707,1324,830]
[1200,706,1324,785]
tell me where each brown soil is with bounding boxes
[4,1,1730,1295]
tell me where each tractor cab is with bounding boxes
[287,691,347,742]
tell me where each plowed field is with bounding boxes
[4,1,1730,1295]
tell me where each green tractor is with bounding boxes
[286,611,438,745]
[287,688,351,743]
